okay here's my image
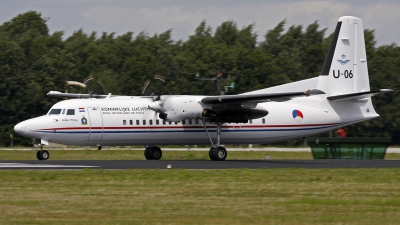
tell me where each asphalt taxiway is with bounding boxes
[0,160,399,170]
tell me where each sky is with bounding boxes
[1,0,399,46]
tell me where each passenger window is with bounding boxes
[262,118,265,124]
[169,122,172,125]
[195,119,199,124]
[150,120,153,125]
[61,109,66,115]
[249,119,252,124]
[48,109,62,115]
[163,120,166,125]
[182,120,186,125]
[136,120,139,125]
[130,120,133,125]
[189,119,192,125]
[175,122,178,125]
[67,109,75,115]
[156,119,159,125]
[143,120,146,125]
[123,120,126,125]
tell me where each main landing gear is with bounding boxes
[202,121,227,161]
[36,145,50,160]
[144,146,162,160]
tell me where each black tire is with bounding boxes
[150,146,162,160]
[37,150,49,160]
[36,150,43,160]
[144,147,152,160]
[144,146,162,160]
[212,146,227,161]
[209,147,216,161]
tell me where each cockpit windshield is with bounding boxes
[48,109,62,115]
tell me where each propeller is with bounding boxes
[142,75,170,119]
[148,95,172,120]
[83,76,107,95]
[62,76,108,99]
[141,75,167,96]
[65,81,86,93]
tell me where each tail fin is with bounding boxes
[317,16,370,96]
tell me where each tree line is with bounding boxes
[1,11,399,146]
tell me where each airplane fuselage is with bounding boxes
[14,95,375,147]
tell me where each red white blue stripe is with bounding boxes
[36,122,347,134]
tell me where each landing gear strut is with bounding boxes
[144,146,162,160]
[202,121,227,161]
[36,145,50,160]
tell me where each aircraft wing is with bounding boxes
[201,89,324,105]
[47,91,118,99]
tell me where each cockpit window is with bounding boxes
[48,109,62,115]
[67,109,75,115]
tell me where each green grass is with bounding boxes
[0,169,400,224]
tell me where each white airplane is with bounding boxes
[14,16,391,161]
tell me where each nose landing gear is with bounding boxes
[36,145,50,160]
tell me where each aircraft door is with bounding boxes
[87,107,103,141]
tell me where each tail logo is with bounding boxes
[337,54,350,65]
[292,110,304,122]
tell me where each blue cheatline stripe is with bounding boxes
[37,124,339,134]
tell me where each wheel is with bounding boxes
[42,150,50,160]
[37,150,49,160]
[144,147,151,160]
[212,146,227,161]
[144,146,162,160]
[150,146,162,160]
[36,150,42,160]
[209,147,216,161]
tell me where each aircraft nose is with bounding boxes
[14,122,27,135]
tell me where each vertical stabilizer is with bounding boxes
[317,16,370,96]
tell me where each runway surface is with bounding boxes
[0,160,399,170]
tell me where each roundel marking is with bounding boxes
[292,109,303,122]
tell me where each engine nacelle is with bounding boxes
[149,95,269,123]
[157,96,206,122]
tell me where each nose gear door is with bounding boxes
[87,107,103,140]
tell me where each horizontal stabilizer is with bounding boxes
[201,89,324,105]
[327,89,392,101]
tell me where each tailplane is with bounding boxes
[317,16,392,121]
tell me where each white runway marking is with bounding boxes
[0,163,99,168]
